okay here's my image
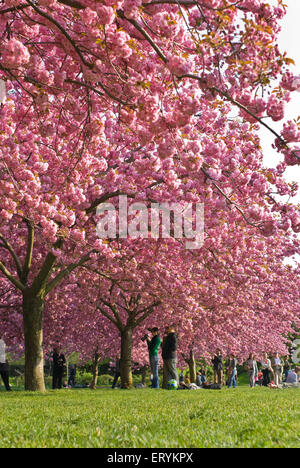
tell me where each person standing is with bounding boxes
[224,356,231,386]
[272,353,283,387]
[111,355,121,389]
[146,327,161,389]
[212,349,223,386]
[161,327,169,389]
[245,353,259,388]
[68,365,76,388]
[283,356,291,382]
[162,325,178,385]
[227,354,238,388]
[0,337,5,365]
[261,353,272,387]
[52,347,66,389]
[0,360,12,392]
[0,338,11,391]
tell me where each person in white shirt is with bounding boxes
[271,353,283,387]
[245,353,259,388]
[0,338,11,391]
[0,338,6,364]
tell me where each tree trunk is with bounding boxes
[188,349,197,383]
[23,291,46,392]
[141,366,147,386]
[120,327,133,388]
[91,351,100,390]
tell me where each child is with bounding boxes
[256,371,263,386]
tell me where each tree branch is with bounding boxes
[45,251,93,296]
[0,234,23,280]
[134,300,162,327]
[25,0,93,69]
[0,4,29,15]
[201,167,260,228]
[178,74,300,162]
[58,0,84,8]
[0,1,85,15]
[65,78,131,107]
[117,10,167,63]
[30,239,64,295]
[0,262,25,292]
[96,305,119,329]
[86,190,136,215]
[22,220,34,284]
[98,298,124,331]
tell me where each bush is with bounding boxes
[97,374,114,386]
[75,372,93,386]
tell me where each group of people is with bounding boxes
[245,352,300,389]
[147,325,178,389]
[198,350,300,389]
[111,325,177,389]
[53,338,300,391]
[110,329,300,391]
[1,332,300,391]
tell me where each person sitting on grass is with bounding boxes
[199,368,206,385]
[178,374,201,390]
[179,379,201,390]
[268,367,300,389]
[196,371,202,388]
[284,367,300,387]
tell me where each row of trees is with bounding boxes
[0,0,300,390]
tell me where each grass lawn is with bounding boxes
[0,386,299,448]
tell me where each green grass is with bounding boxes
[0,386,299,448]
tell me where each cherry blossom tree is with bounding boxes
[1,0,300,391]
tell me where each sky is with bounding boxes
[261,0,300,203]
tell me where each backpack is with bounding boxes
[202,383,222,390]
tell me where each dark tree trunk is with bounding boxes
[23,291,46,392]
[91,351,100,390]
[120,327,133,388]
[141,366,147,386]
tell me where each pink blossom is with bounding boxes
[267,95,285,122]
[1,38,30,68]
[96,5,115,25]
[167,55,192,76]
